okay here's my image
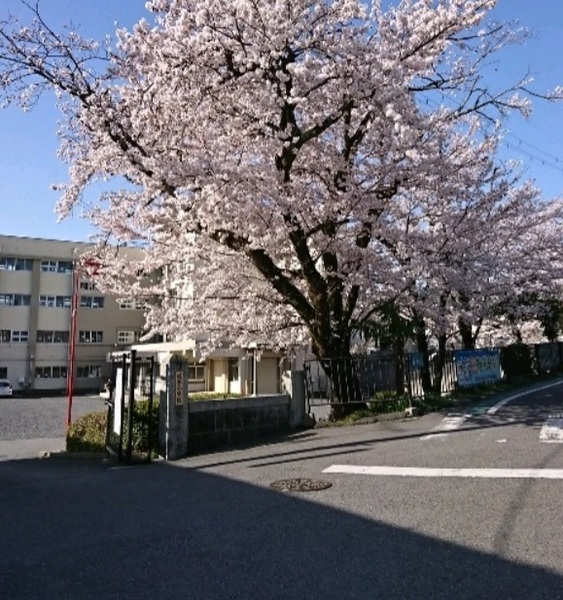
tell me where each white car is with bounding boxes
[0,379,13,397]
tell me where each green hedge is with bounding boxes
[67,411,107,453]
[66,399,160,455]
[189,392,243,401]
[127,399,159,454]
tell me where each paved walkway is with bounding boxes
[0,437,65,461]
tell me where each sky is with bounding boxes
[0,0,562,243]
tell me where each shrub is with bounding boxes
[189,391,243,401]
[67,411,107,453]
[67,399,160,455]
[128,399,159,454]
[368,395,410,414]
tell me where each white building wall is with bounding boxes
[0,235,146,394]
[256,358,280,395]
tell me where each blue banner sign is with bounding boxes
[454,349,501,388]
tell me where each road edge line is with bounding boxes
[486,379,563,416]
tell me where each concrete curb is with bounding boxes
[314,409,410,428]
[39,450,109,460]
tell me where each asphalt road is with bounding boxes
[1,383,563,598]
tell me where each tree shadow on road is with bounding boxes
[0,456,562,600]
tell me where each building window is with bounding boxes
[35,366,68,379]
[116,330,140,344]
[80,296,105,309]
[0,258,15,270]
[37,330,68,343]
[40,260,57,272]
[79,330,103,344]
[35,367,50,378]
[37,331,52,343]
[188,364,205,381]
[118,298,146,310]
[39,295,71,308]
[40,260,73,273]
[0,330,26,342]
[0,257,33,271]
[55,296,72,308]
[79,280,96,290]
[17,258,33,271]
[14,294,31,306]
[0,294,31,306]
[39,296,72,308]
[52,366,68,378]
[39,295,55,307]
[0,367,7,378]
[118,299,134,310]
[57,261,74,274]
[54,331,69,343]
[77,365,101,379]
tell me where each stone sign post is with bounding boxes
[160,356,189,460]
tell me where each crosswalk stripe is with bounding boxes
[420,414,468,440]
[322,464,563,479]
[539,416,563,443]
[420,411,563,445]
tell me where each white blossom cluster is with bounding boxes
[1,0,562,358]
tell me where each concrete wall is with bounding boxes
[187,395,290,454]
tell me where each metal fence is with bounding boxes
[303,342,563,410]
[304,354,396,408]
[105,350,158,464]
[405,351,457,398]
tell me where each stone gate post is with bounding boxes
[160,356,189,460]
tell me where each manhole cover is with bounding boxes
[270,478,333,492]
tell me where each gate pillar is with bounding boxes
[161,356,189,460]
[282,370,307,429]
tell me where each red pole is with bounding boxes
[66,263,79,429]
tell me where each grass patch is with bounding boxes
[188,392,244,401]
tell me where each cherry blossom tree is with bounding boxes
[1,0,562,406]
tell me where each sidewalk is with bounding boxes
[0,437,65,461]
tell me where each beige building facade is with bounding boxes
[0,235,146,394]
[126,340,284,397]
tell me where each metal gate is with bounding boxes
[105,350,158,464]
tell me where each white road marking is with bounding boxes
[539,416,563,443]
[323,464,563,480]
[486,380,563,415]
[420,414,469,440]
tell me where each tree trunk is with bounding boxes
[414,315,432,395]
[320,355,365,420]
[458,318,475,349]
[434,333,447,394]
[393,333,406,397]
